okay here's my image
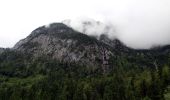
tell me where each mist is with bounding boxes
[0,0,170,49]
[62,18,116,39]
[62,0,170,49]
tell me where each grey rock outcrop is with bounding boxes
[14,23,115,69]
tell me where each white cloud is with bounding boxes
[0,0,170,49]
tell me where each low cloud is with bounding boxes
[1,0,170,49]
[63,18,116,39]
[64,0,170,49]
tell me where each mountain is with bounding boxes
[0,22,170,100]
[12,23,170,71]
[13,23,116,71]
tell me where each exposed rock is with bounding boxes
[13,23,114,69]
[13,22,170,71]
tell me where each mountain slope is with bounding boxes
[14,23,115,71]
[13,23,170,70]
[0,23,170,100]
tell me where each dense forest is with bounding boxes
[0,49,169,100]
[0,23,170,100]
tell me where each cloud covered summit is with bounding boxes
[0,0,170,49]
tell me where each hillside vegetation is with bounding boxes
[0,49,169,100]
[0,23,170,100]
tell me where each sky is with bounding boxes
[0,0,170,49]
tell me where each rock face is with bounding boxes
[13,23,170,71]
[14,23,115,69]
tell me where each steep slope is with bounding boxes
[14,23,114,70]
[13,23,170,70]
[99,34,170,69]
[0,23,170,100]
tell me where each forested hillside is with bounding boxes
[0,23,170,100]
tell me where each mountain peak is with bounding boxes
[4,22,170,74]
[29,23,74,38]
[13,23,115,69]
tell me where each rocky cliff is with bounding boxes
[13,23,170,71]
[13,23,116,70]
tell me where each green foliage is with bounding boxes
[0,50,170,100]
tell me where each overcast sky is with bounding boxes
[0,0,170,49]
